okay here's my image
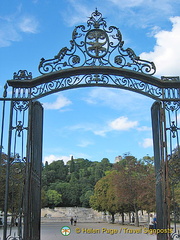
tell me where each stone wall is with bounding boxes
[41,207,150,224]
[41,207,106,223]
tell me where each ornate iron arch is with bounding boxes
[7,67,180,101]
[7,9,180,101]
[39,9,156,75]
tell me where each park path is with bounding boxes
[41,222,157,240]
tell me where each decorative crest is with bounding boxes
[87,8,107,28]
[13,70,32,80]
[39,9,156,75]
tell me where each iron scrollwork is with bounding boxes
[164,101,180,112]
[38,9,156,75]
[7,11,180,102]
[31,74,162,100]
[13,70,32,81]
[164,102,180,139]
[12,121,28,137]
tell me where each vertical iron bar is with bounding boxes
[162,103,171,240]
[151,101,167,240]
[23,80,32,240]
[0,84,8,174]
[23,100,32,240]
[0,100,6,174]
[23,100,43,240]
[3,100,14,240]
[172,185,177,233]
[31,101,43,240]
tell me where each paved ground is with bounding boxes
[41,222,157,240]
[1,221,179,239]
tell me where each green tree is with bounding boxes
[69,156,75,173]
[168,148,180,221]
[100,158,112,171]
[50,182,71,206]
[80,189,94,207]
[41,188,48,208]
[0,153,26,214]
[113,154,156,226]
[90,171,120,223]
[46,189,62,208]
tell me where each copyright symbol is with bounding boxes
[76,228,81,234]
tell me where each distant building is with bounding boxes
[115,156,122,163]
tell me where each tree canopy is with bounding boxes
[41,157,112,208]
[90,154,156,225]
[0,153,160,221]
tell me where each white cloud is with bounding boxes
[84,88,120,107]
[62,0,92,26]
[68,123,94,132]
[69,123,108,136]
[107,0,178,28]
[0,11,39,47]
[43,94,72,110]
[109,0,144,8]
[137,126,152,131]
[109,116,138,131]
[109,0,175,12]
[0,23,21,47]
[140,138,153,148]
[147,26,161,37]
[93,130,107,137]
[140,16,180,76]
[69,115,138,137]
[84,88,151,112]
[43,153,92,164]
[18,16,39,33]
[77,140,93,147]
[44,154,72,164]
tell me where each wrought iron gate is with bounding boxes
[151,101,180,240]
[0,9,179,240]
[0,97,43,240]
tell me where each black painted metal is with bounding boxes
[23,101,43,240]
[38,9,156,75]
[7,67,180,101]
[6,9,180,104]
[2,96,28,240]
[151,101,180,240]
[151,102,167,240]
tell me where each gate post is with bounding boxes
[151,101,168,240]
[24,101,43,240]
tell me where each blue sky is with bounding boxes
[0,0,180,164]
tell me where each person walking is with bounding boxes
[149,214,154,230]
[70,217,74,225]
[74,216,77,226]
[153,215,157,229]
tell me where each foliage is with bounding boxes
[168,147,180,215]
[90,154,156,226]
[0,153,25,213]
[46,190,62,208]
[114,155,155,210]
[90,171,120,223]
[1,152,157,217]
[41,157,112,208]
